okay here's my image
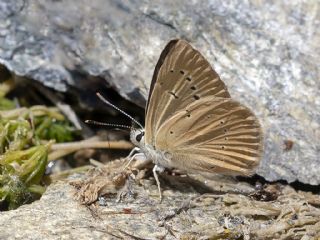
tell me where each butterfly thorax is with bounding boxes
[130,128,173,169]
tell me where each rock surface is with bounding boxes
[0,162,319,240]
[0,0,319,184]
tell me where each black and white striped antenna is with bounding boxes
[85,92,143,129]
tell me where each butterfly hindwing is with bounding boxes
[145,40,231,145]
[154,97,263,175]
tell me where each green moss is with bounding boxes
[0,98,15,110]
[0,102,75,210]
[34,117,74,143]
[0,145,48,210]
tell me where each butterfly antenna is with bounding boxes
[85,120,133,130]
[96,92,144,129]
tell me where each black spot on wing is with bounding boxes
[168,91,179,99]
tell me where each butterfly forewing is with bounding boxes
[154,97,263,175]
[145,40,231,145]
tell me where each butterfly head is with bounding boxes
[130,128,145,147]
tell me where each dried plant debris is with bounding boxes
[0,87,76,210]
[71,159,320,239]
[71,159,135,205]
[249,183,282,201]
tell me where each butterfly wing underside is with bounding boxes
[145,39,231,145]
[154,96,263,175]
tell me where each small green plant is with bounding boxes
[34,116,74,143]
[0,145,48,209]
[0,80,15,110]
[0,85,75,210]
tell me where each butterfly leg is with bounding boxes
[122,147,140,170]
[122,152,145,170]
[153,164,165,201]
[125,147,140,160]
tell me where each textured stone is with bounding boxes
[0,164,319,239]
[0,0,319,184]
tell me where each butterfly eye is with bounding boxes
[136,132,144,142]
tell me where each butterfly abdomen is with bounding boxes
[142,144,174,170]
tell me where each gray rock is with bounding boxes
[0,167,319,239]
[0,0,319,185]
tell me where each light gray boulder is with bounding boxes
[0,0,319,185]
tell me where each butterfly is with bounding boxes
[93,39,263,200]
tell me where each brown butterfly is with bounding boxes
[95,39,263,200]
